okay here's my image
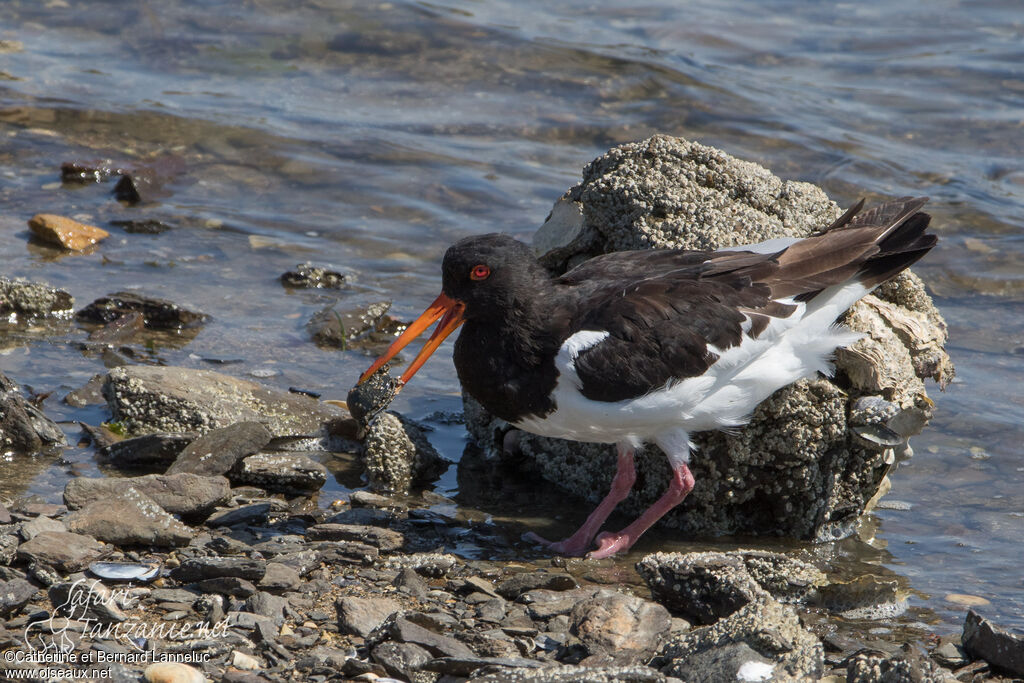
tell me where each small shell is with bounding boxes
[88,561,161,582]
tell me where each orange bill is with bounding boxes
[358,292,466,387]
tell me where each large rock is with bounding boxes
[65,488,193,547]
[165,421,273,476]
[569,588,670,658]
[961,609,1024,677]
[102,365,352,440]
[63,473,230,518]
[0,277,73,319]
[464,135,953,540]
[0,371,66,456]
[16,531,106,572]
[361,411,450,494]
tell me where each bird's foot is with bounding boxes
[586,531,635,559]
[522,531,592,557]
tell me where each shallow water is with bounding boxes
[1,0,1022,635]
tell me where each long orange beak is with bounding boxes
[358,293,466,388]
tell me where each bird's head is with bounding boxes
[357,233,542,388]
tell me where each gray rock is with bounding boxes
[569,589,670,656]
[465,135,952,541]
[0,578,37,617]
[309,300,401,351]
[846,646,957,683]
[661,594,822,681]
[336,596,401,637]
[76,291,207,330]
[19,515,65,540]
[636,551,826,625]
[16,531,106,572]
[496,572,578,600]
[49,580,127,623]
[65,488,193,547]
[0,371,66,456]
[361,410,449,494]
[471,664,666,682]
[0,503,10,524]
[166,422,273,476]
[205,503,272,527]
[195,577,257,598]
[0,534,18,565]
[233,452,327,492]
[64,473,230,518]
[668,642,774,683]
[382,552,460,578]
[102,432,195,466]
[306,523,403,551]
[244,591,289,625]
[258,562,301,592]
[818,575,907,620]
[371,640,432,680]
[102,365,348,439]
[280,262,347,289]
[423,656,544,677]
[962,609,1024,677]
[171,556,267,583]
[390,615,476,658]
[393,568,429,599]
[0,277,73,319]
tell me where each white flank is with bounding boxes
[513,283,869,461]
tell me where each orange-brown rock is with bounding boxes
[28,213,109,251]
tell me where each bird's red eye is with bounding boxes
[470,264,491,281]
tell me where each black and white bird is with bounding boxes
[358,197,937,558]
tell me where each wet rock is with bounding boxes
[171,556,267,583]
[465,135,951,540]
[306,523,403,551]
[166,422,273,476]
[390,615,476,657]
[205,503,271,527]
[383,553,460,578]
[309,299,404,350]
[0,578,36,617]
[233,452,327,492]
[61,158,128,183]
[669,642,774,683]
[0,371,66,456]
[280,262,347,289]
[16,531,106,572]
[336,596,401,637]
[818,575,906,620]
[962,609,1024,677]
[28,213,109,251]
[0,277,74,319]
[65,488,193,547]
[661,594,823,681]
[102,432,195,465]
[569,588,670,656]
[110,155,186,204]
[361,411,450,494]
[846,646,957,683]
[497,572,578,600]
[102,365,347,438]
[109,218,174,234]
[77,291,207,331]
[143,661,205,683]
[49,580,127,623]
[472,664,666,682]
[64,473,230,518]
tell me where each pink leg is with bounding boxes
[588,462,695,559]
[524,444,636,556]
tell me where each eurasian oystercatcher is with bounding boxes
[357,197,937,558]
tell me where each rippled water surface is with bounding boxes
[2,0,1022,633]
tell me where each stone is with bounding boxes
[49,580,127,623]
[28,213,109,251]
[846,646,957,683]
[0,371,66,456]
[0,277,74,319]
[496,572,578,600]
[171,557,267,583]
[19,515,65,540]
[636,552,767,625]
[16,531,106,572]
[65,488,193,547]
[818,575,906,620]
[389,615,476,658]
[336,596,401,637]
[195,577,257,598]
[280,262,346,289]
[258,562,301,592]
[306,523,403,551]
[669,642,774,683]
[962,609,1024,677]
[205,503,271,527]
[64,473,230,518]
[230,650,261,671]
[0,534,17,565]
[102,365,348,439]
[233,452,328,492]
[309,300,403,351]
[143,661,205,683]
[166,422,273,476]
[569,588,670,656]
[76,291,207,330]
[661,595,823,681]
[102,433,195,466]
[0,578,37,617]
[392,567,429,599]
[371,640,432,680]
[361,410,450,494]
[472,664,666,682]
[464,135,952,541]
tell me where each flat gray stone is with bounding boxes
[103,432,195,466]
[49,580,127,623]
[306,523,403,551]
[17,531,106,572]
[496,572,578,600]
[167,422,273,476]
[233,452,327,492]
[336,596,400,638]
[0,578,37,617]
[64,473,230,518]
[171,556,267,583]
[65,488,193,547]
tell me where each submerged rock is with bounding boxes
[0,277,74,320]
[361,411,450,494]
[27,213,109,251]
[280,262,347,289]
[76,291,208,330]
[308,299,404,351]
[0,371,66,456]
[464,134,953,540]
